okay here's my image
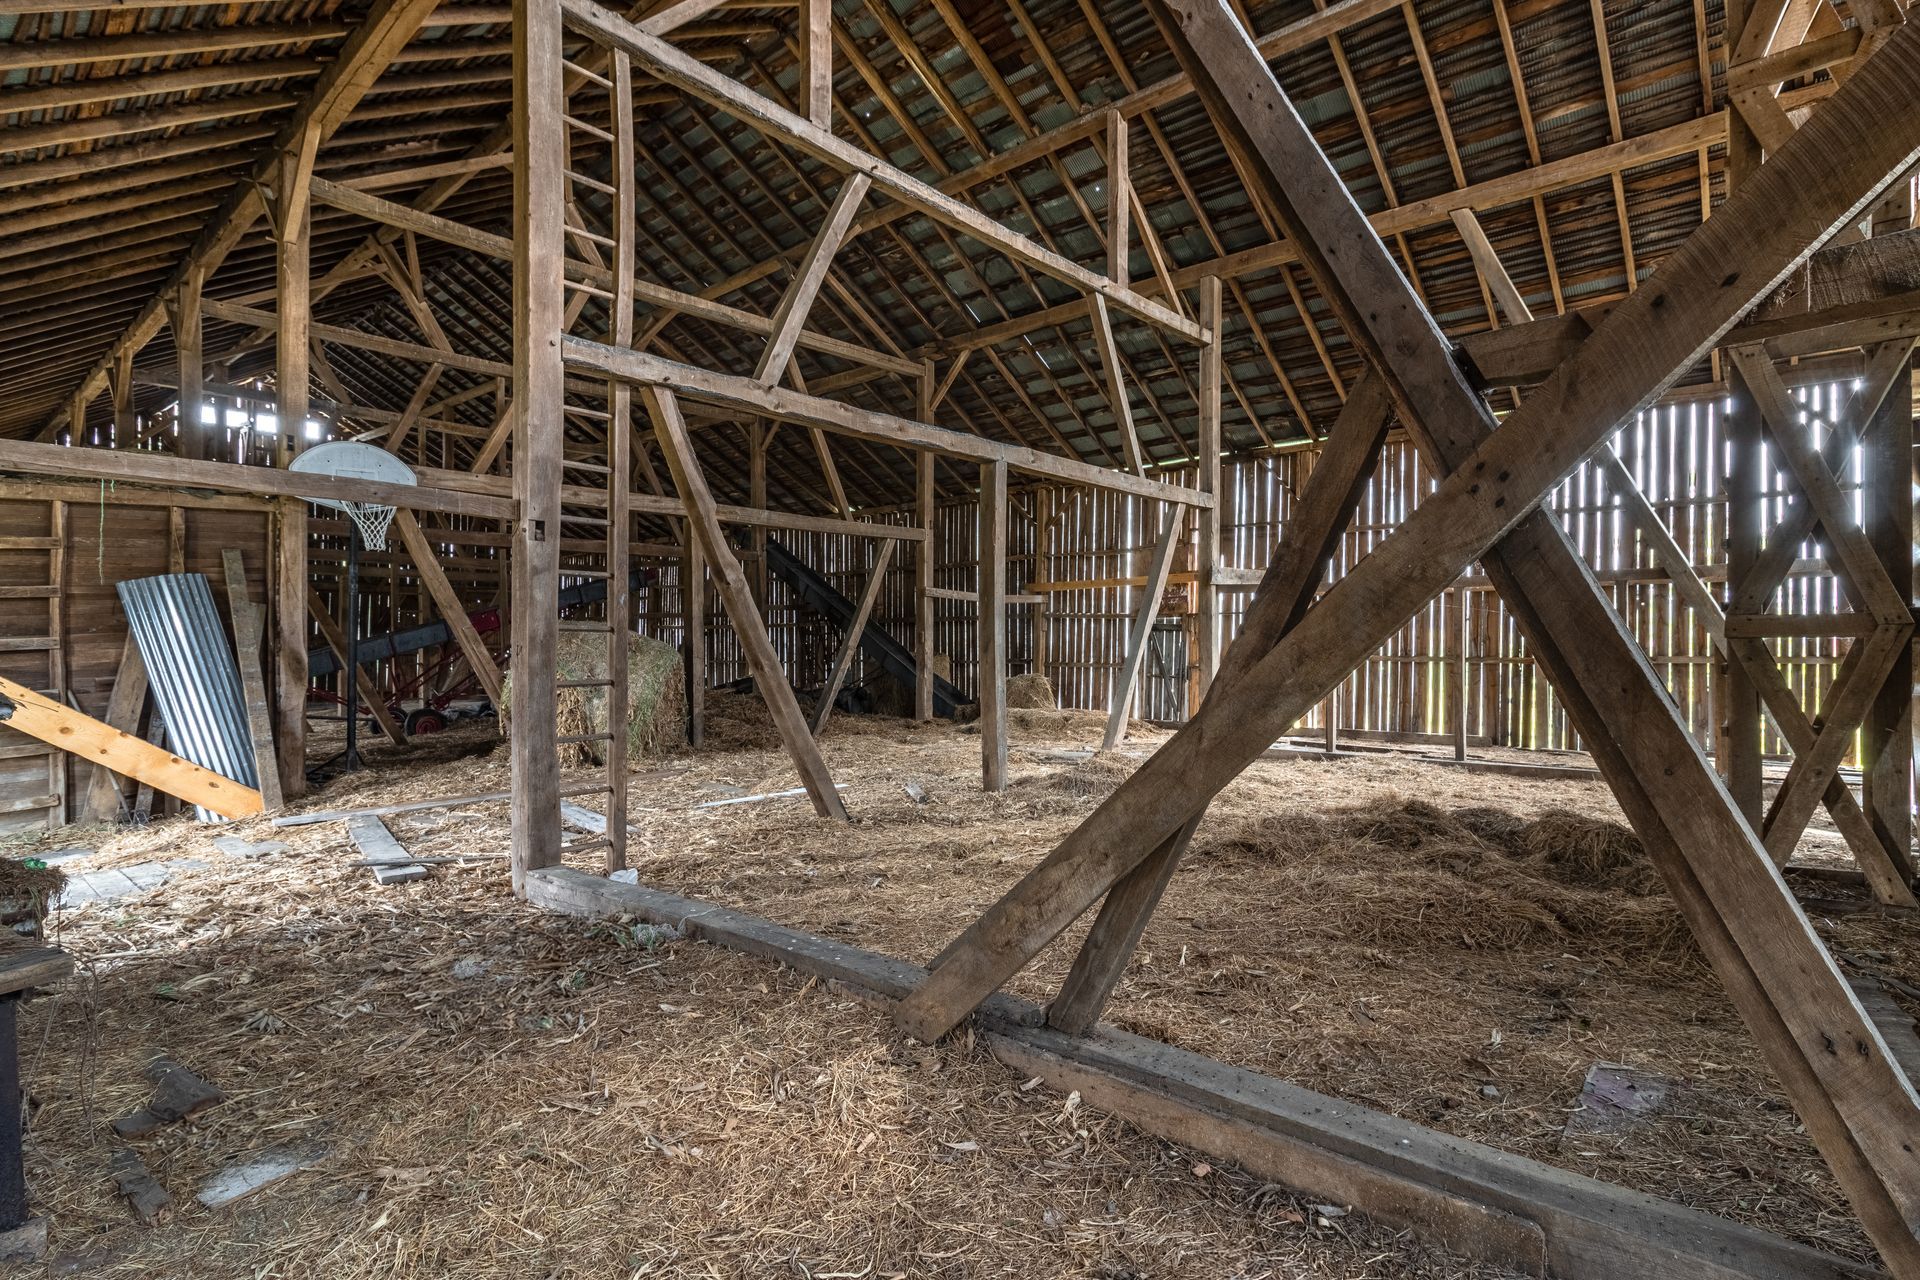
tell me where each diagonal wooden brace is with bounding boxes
[898,3,1920,1265]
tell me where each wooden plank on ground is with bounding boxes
[0,674,261,819]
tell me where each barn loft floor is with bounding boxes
[5,706,1907,1276]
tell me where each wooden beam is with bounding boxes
[755,173,872,384]
[510,0,567,893]
[273,497,308,800]
[810,541,895,735]
[0,437,512,520]
[797,0,832,128]
[220,549,286,812]
[1089,296,1147,474]
[83,636,148,822]
[0,674,260,820]
[645,387,848,818]
[562,339,1211,506]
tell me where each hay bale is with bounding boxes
[500,633,685,767]
[1006,673,1056,709]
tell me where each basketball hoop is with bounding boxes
[287,441,417,551]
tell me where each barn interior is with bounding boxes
[3,0,1920,1275]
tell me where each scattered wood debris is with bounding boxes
[109,1148,170,1224]
[112,1058,223,1137]
[195,1141,326,1209]
[346,815,427,885]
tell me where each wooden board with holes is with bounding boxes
[0,673,261,819]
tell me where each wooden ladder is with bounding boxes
[551,49,636,872]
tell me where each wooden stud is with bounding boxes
[1102,506,1184,749]
[979,458,1007,792]
[810,541,895,735]
[1195,277,1223,698]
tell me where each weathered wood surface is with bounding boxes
[219,549,285,811]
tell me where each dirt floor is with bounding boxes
[3,699,1912,1276]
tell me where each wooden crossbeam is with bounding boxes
[0,675,261,820]
[644,386,848,819]
[755,173,872,384]
[899,4,1920,1268]
[562,339,1211,507]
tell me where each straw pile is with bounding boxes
[500,632,685,767]
[0,856,65,929]
[1006,672,1057,709]
[1195,798,1688,956]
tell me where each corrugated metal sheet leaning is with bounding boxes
[115,573,259,823]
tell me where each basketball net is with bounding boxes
[344,502,397,552]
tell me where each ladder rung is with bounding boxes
[558,733,614,746]
[562,60,611,89]
[563,279,614,300]
[557,621,613,632]
[561,782,612,798]
[558,679,614,689]
[562,114,615,144]
[565,405,612,419]
[564,460,611,473]
[561,837,611,857]
[565,225,616,248]
[564,167,616,195]
[565,569,612,580]
[564,516,610,527]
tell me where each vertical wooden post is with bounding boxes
[1195,276,1222,701]
[798,0,832,129]
[1106,110,1130,284]
[1719,0,1765,823]
[170,269,205,460]
[274,125,317,469]
[979,459,1008,791]
[748,420,768,610]
[1450,586,1468,761]
[1033,486,1053,691]
[915,363,937,722]
[273,498,307,798]
[684,516,706,747]
[111,350,135,449]
[1863,350,1915,882]
[509,0,567,895]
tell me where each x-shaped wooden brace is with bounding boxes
[896,2,1920,1270]
[1725,342,1917,873]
